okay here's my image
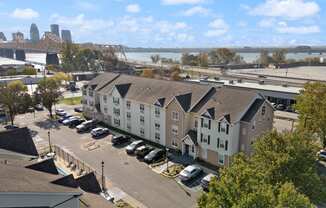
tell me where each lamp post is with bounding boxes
[101,161,106,193]
[48,131,52,153]
[166,147,169,173]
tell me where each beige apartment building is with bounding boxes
[82,73,274,167]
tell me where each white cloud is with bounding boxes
[250,0,320,19]
[258,18,275,28]
[277,24,320,34]
[205,18,229,37]
[126,4,140,13]
[76,1,99,11]
[10,8,39,19]
[162,0,205,5]
[182,6,209,16]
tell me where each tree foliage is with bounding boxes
[198,130,326,207]
[209,48,243,65]
[150,54,160,64]
[0,80,31,125]
[141,69,155,78]
[295,82,326,147]
[61,43,80,72]
[36,78,62,118]
[272,49,287,65]
[22,66,37,75]
[170,65,182,81]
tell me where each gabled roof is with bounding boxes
[224,114,231,123]
[241,99,265,122]
[0,127,38,156]
[25,158,59,175]
[115,83,131,97]
[175,93,192,112]
[76,172,102,194]
[51,174,79,188]
[201,107,215,119]
[85,72,120,92]
[183,130,198,145]
[154,97,166,107]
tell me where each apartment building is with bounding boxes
[82,73,274,167]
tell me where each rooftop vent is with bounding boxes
[259,80,265,85]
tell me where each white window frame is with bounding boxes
[218,153,224,165]
[126,112,131,120]
[155,123,160,130]
[113,97,119,105]
[140,127,145,136]
[155,107,160,117]
[155,132,160,140]
[140,104,145,113]
[172,111,179,121]
[114,118,120,126]
[103,95,107,103]
[171,125,178,136]
[140,115,145,125]
[126,101,131,109]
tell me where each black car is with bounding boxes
[144,149,166,163]
[69,119,85,128]
[74,107,83,113]
[112,135,130,146]
[4,125,19,130]
[276,104,286,111]
[58,114,72,123]
[135,146,154,159]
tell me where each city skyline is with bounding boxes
[0,0,325,47]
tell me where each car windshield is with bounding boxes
[130,141,141,148]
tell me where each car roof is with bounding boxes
[185,165,199,172]
[92,127,102,131]
[203,173,217,181]
[132,140,143,144]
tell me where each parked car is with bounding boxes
[201,173,218,191]
[144,149,166,163]
[275,104,286,111]
[74,107,83,113]
[58,114,72,123]
[34,104,44,111]
[285,105,295,113]
[55,109,66,116]
[91,127,109,137]
[135,145,154,158]
[76,120,97,133]
[27,107,35,113]
[69,119,85,128]
[178,165,202,182]
[112,135,130,146]
[125,140,144,154]
[62,116,80,125]
[4,125,18,130]
[318,149,326,161]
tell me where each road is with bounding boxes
[15,106,199,208]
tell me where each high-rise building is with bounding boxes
[50,24,60,37]
[30,23,40,43]
[0,32,7,41]
[12,32,24,42]
[61,30,72,43]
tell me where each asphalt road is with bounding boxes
[15,107,199,208]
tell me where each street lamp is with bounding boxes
[166,147,169,173]
[48,131,52,153]
[101,161,106,192]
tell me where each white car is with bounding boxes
[318,149,326,161]
[201,173,218,190]
[179,165,202,182]
[55,109,66,116]
[62,116,79,125]
[91,127,109,137]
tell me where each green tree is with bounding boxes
[150,54,160,64]
[181,53,198,66]
[170,65,182,81]
[295,82,326,147]
[272,49,287,65]
[0,80,30,125]
[209,48,242,65]
[36,78,62,118]
[61,42,80,72]
[198,131,326,207]
[22,66,37,75]
[259,49,271,66]
[198,53,209,67]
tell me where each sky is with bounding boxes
[0,0,325,47]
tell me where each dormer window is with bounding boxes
[113,97,119,105]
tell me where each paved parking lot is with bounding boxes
[14,105,201,208]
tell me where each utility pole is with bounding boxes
[101,161,106,192]
[48,131,52,153]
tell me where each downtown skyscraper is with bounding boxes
[50,24,60,37]
[30,23,40,43]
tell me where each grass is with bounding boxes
[60,96,82,105]
[115,200,134,208]
[162,164,184,177]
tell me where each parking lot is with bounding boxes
[14,105,206,208]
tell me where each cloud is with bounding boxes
[162,0,205,5]
[126,4,140,13]
[182,6,209,16]
[250,0,320,19]
[205,18,229,37]
[258,18,275,28]
[76,1,99,11]
[10,8,39,19]
[277,24,320,34]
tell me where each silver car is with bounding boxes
[179,165,202,182]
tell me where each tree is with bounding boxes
[36,78,62,118]
[141,69,154,78]
[259,50,271,66]
[61,42,80,72]
[22,66,37,75]
[53,72,71,85]
[272,49,287,65]
[209,48,243,65]
[0,80,30,125]
[198,53,209,67]
[150,54,160,64]
[170,65,182,81]
[198,131,326,207]
[295,82,326,147]
[181,53,198,66]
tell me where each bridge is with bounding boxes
[0,35,126,65]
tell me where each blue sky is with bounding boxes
[0,0,325,47]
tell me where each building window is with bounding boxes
[140,115,145,125]
[218,122,221,132]
[226,124,229,135]
[208,135,210,145]
[103,107,108,114]
[262,106,266,116]
[140,104,145,113]
[113,97,119,105]
[126,101,131,109]
[171,125,178,135]
[172,111,179,121]
[191,145,195,153]
[195,120,198,128]
[203,119,211,129]
[113,108,120,116]
[217,138,220,148]
[218,153,224,165]
[155,107,160,117]
[200,133,203,143]
[114,118,120,126]
[103,95,107,103]
[155,123,160,130]
[172,138,178,147]
[155,132,160,140]
[82,89,87,96]
[88,89,93,97]
[140,127,145,136]
[127,123,131,130]
[225,140,228,151]
[126,112,131,120]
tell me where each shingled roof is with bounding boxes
[241,99,265,122]
[85,72,120,91]
[0,127,38,156]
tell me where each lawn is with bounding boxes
[60,96,82,105]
